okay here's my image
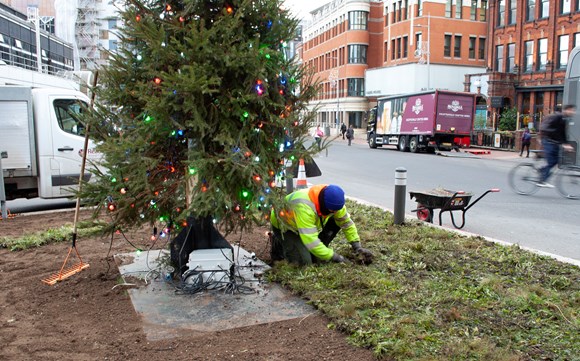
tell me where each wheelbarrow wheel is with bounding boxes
[416,204,432,222]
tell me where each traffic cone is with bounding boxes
[296,159,308,189]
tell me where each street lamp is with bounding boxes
[414,13,431,90]
[329,57,340,133]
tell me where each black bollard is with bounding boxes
[394,167,407,225]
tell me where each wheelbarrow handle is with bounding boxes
[439,191,465,211]
[464,188,500,212]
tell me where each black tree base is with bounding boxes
[170,216,233,276]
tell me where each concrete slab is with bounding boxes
[115,248,315,341]
[464,149,491,155]
[436,150,480,159]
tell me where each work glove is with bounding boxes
[331,252,349,263]
[351,242,374,264]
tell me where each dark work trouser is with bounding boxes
[271,218,341,265]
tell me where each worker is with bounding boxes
[270,184,374,265]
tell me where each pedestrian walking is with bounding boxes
[340,123,347,140]
[520,128,531,157]
[314,125,323,149]
[345,124,354,146]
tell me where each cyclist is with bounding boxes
[537,104,576,188]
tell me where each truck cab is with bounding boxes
[1,86,99,200]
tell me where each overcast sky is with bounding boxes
[284,0,328,19]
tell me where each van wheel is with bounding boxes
[369,134,378,149]
[398,136,409,152]
[409,136,418,153]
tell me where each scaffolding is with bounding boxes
[76,0,99,70]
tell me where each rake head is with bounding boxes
[42,262,90,285]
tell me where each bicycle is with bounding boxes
[508,149,580,199]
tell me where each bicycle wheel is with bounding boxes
[556,166,580,199]
[508,163,540,195]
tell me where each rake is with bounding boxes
[42,72,98,285]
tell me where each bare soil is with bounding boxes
[0,209,375,361]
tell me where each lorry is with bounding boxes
[0,68,99,200]
[563,46,580,165]
[366,90,477,153]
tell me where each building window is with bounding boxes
[402,36,408,58]
[347,78,365,96]
[524,40,534,72]
[109,40,118,51]
[480,0,487,21]
[535,92,544,115]
[417,0,423,16]
[555,91,563,111]
[498,0,506,26]
[560,0,571,13]
[348,44,367,64]
[446,0,452,17]
[558,35,569,69]
[540,0,549,18]
[416,33,423,58]
[507,43,515,72]
[575,33,580,48]
[384,42,388,61]
[444,35,452,57]
[108,19,117,29]
[456,0,463,18]
[479,37,486,59]
[348,11,368,30]
[496,45,504,72]
[509,0,517,24]
[537,38,547,71]
[470,0,477,19]
[392,2,398,23]
[398,1,403,21]
[402,0,408,20]
[527,0,536,21]
[397,38,402,59]
[385,6,389,26]
[349,112,364,128]
[454,35,462,57]
[391,39,396,60]
[469,37,476,59]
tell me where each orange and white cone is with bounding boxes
[296,159,308,189]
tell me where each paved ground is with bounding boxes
[332,129,521,161]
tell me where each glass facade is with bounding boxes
[347,78,365,96]
[348,11,368,30]
[348,44,368,64]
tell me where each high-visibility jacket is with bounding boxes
[270,184,360,261]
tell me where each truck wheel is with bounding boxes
[398,136,409,152]
[409,136,418,153]
[369,134,378,149]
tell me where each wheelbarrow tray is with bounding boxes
[409,189,473,210]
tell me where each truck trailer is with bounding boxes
[366,90,476,153]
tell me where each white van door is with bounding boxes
[49,97,93,197]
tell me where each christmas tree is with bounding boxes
[82,0,319,239]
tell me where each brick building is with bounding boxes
[301,0,489,131]
[469,0,580,130]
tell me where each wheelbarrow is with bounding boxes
[409,188,500,229]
